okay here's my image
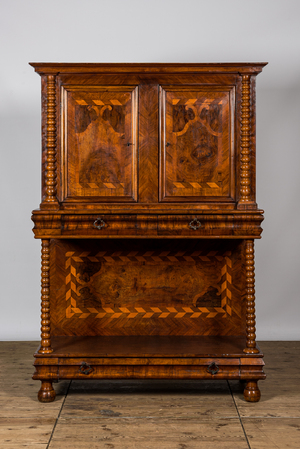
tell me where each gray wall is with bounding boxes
[1,0,299,340]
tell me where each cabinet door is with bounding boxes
[62,85,138,202]
[159,86,235,203]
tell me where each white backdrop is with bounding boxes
[0,0,299,340]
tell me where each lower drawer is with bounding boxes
[56,358,241,379]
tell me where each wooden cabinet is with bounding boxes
[30,63,267,403]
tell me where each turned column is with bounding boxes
[243,239,259,354]
[40,74,59,210]
[37,239,56,402]
[243,240,261,402]
[38,239,53,354]
[237,74,256,210]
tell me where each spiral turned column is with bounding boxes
[237,74,255,210]
[40,74,59,209]
[243,239,259,354]
[38,239,53,354]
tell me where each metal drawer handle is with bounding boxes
[189,218,201,230]
[78,362,93,375]
[207,362,219,375]
[93,218,106,230]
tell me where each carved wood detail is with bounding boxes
[38,380,56,403]
[243,240,259,354]
[40,75,59,209]
[244,380,261,402]
[237,75,255,210]
[38,239,53,354]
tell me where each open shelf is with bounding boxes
[35,336,263,359]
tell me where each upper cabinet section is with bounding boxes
[30,63,267,212]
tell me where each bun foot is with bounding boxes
[38,381,56,402]
[244,381,261,402]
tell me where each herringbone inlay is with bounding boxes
[65,250,232,320]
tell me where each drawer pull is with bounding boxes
[93,218,106,230]
[189,218,201,230]
[207,362,219,375]
[78,362,93,375]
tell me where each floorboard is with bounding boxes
[0,341,299,448]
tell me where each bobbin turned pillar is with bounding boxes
[243,239,259,354]
[38,239,53,354]
[237,74,257,210]
[243,239,261,402]
[40,74,59,210]
[37,239,55,402]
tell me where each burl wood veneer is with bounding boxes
[30,63,267,403]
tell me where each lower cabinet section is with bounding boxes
[33,238,266,403]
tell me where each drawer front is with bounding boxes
[62,214,158,236]
[57,358,241,379]
[158,215,233,236]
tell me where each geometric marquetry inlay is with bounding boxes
[160,86,234,201]
[65,249,232,320]
[62,85,138,202]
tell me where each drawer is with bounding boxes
[56,358,241,380]
[158,215,234,236]
[62,214,158,236]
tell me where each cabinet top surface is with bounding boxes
[29,62,268,74]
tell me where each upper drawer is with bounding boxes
[62,215,157,236]
[158,215,234,236]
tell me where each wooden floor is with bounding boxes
[0,342,299,448]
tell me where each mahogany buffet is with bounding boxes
[30,63,267,402]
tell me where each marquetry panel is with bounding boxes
[50,239,245,336]
[62,85,138,202]
[159,86,235,202]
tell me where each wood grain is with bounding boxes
[48,417,249,449]
[49,239,245,337]
[30,62,267,403]
[243,240,259,354]
[29,62,268,74]
[40,75,59,210]
[242,418,300,449]
[38,240,52,354]
[62,85,138,203]
[160,86,234,202]
[32,212,264,239]
[138,84,159,203]
[2,341,300,447]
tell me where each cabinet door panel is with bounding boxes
[159,86,235,202]
[62,85,138,202]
